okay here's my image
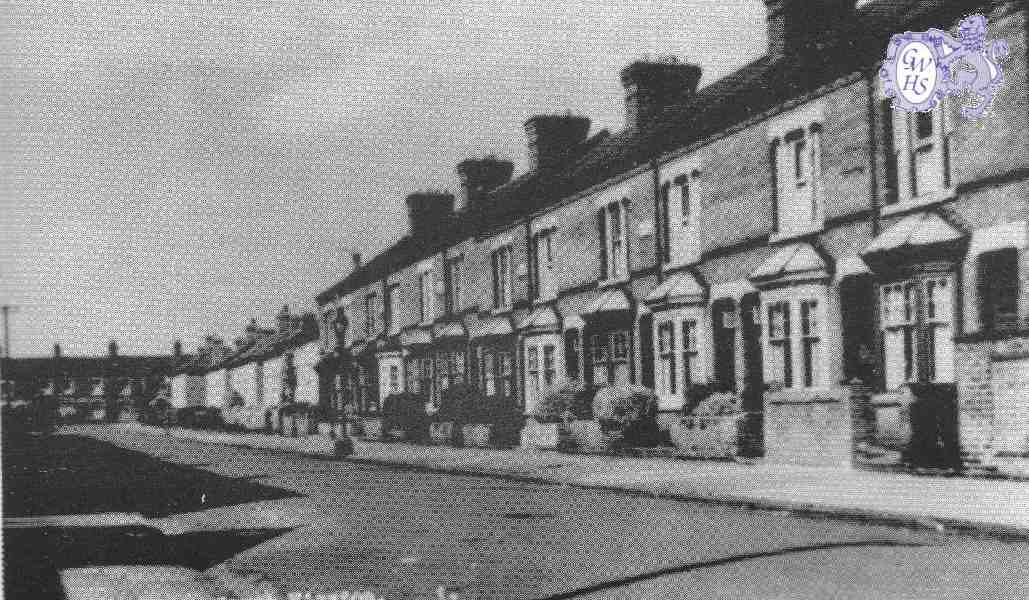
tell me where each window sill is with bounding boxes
[490,307,514,317]
[881,189,955,217]
[769,223,824,245]
[661,257,701,273]
[598,276,629,289]
[532,296,558,306]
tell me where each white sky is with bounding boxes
[0,0,765,357]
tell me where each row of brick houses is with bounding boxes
[307,0,1029,471]
[168,307,322,427]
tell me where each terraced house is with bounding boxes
[316,0,1029,473]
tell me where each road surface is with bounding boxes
[11,431,1029,599]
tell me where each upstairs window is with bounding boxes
[598,200,629,280]
[886,99,952,207]
[774,126,822,236]
[364,293,378,337]
[533,229,557,300]
[978,248,1020,334]
[446,256,463,314]
[419,270,436,323]
[492,245,513,310]
[659,172,700,266]
[387,284,401,334]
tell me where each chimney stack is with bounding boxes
[621,58,702,129]
[405,191,455,238]
[764,0,854,59]
[173,340,182,359]
[108,340,118,358]
[524,114,591,172]
[352,252,362,272]
[456,157,514,213]
[53,343,62,359]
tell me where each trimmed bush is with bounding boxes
[692,392,742,417]
[591,385,661,447]
[174,406,223,430]
[533,380,598,424]
[382,392,428,441]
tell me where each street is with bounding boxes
[5,431,1025,600]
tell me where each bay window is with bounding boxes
[524,336,560,410]
[762,289,829,391]
[590,330,631,386]
[880,275,956,390]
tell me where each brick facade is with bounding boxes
[311,0,1028,469]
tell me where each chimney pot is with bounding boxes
[352,252,362,271]
[456,157,514,214]
[620,58,702,129]
[764,0,854,59]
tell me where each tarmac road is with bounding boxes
[40,430,1026,600]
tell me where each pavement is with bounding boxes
[74,422,1029,539]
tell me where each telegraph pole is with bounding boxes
[1,305,16,403]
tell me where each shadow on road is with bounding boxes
[2,431,302,518]
[3,525,292,600]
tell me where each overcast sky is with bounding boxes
[0,0,765,358]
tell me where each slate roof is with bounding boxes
[316,0,997,304]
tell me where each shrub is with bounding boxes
[682,383,717,416]
[591,384,660,446]
[175,406,223,430]
[533,380,598,423]
[691,392,742,416]
[382,392,428,437]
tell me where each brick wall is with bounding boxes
[958,334,1029,474]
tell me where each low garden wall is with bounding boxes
[765,386,852,467]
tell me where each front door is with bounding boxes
[712,299,737,392]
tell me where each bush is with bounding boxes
[533,380,598,423]
[382,392,428,438]
[682,383,717,416]
[691,392,742,417]
[591,384,660,447]
[175,406,223,430]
